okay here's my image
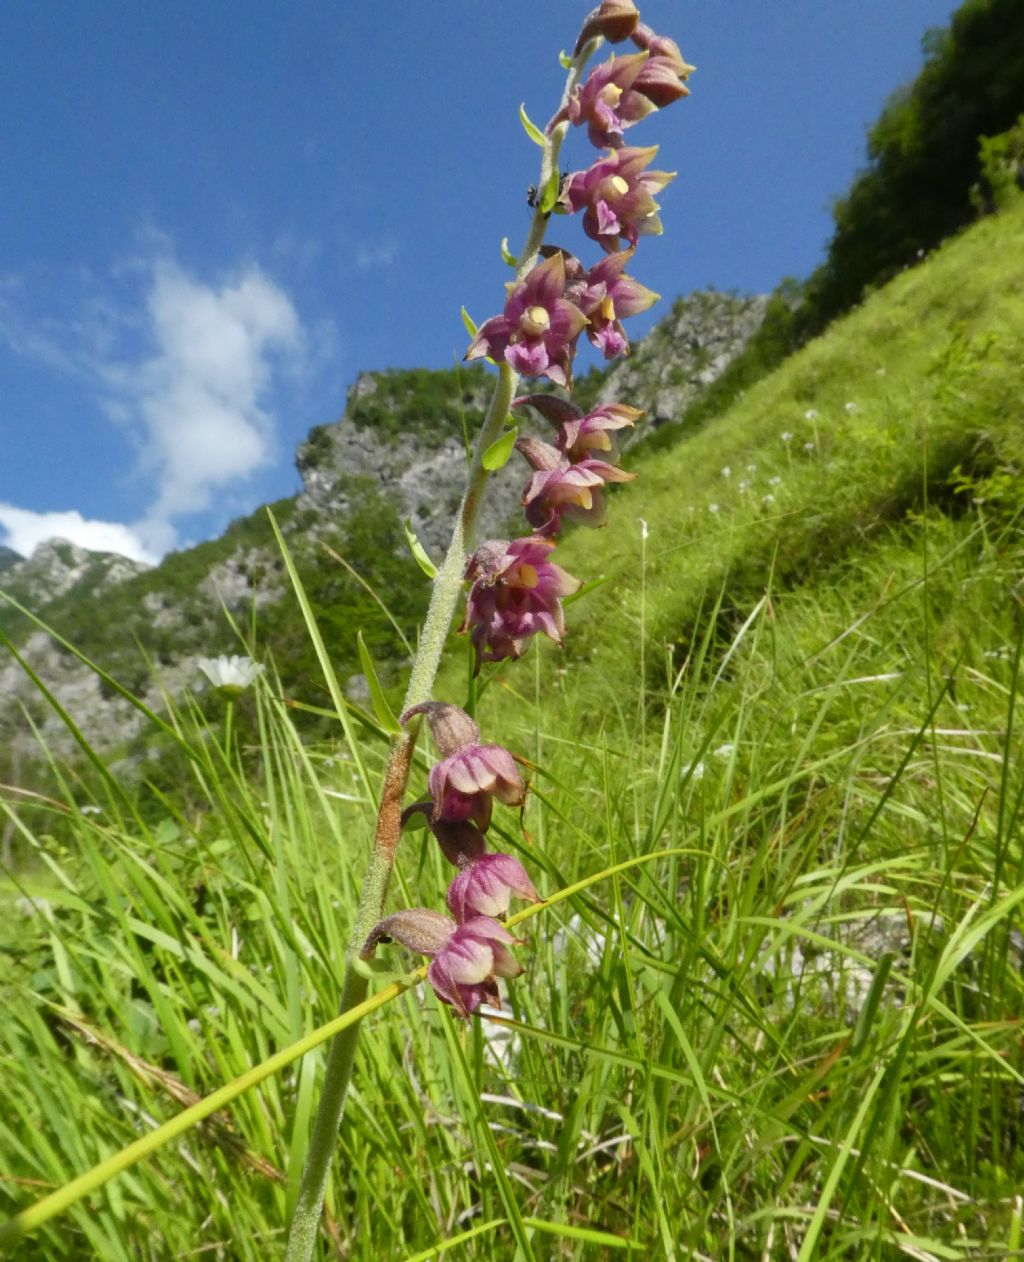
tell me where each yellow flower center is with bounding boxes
[599,295,617,322]
[515,564,539,589]
[599,83,623,108]
[568,487,594,510]
[609,175,630,198]
[519,305,551,337]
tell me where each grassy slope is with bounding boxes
[1,205,1022,1260]
[538,198,1024,707]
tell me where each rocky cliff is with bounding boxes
[2,538,149,609]
[595,290,769,426]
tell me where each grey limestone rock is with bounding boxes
[596,290,768,431]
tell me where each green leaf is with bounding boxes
[356,630,401,734]
[518,102,545,147]
[850,951,895,1054]
[563,573,612,607]
[403,517,438,579]
[482,426,518,471]
[500,236,518,268]
[558,50,573,69]
[539,168,561,214]
[460,306,478,338]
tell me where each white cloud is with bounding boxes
[354,238,398,271]
[115,262,302,554]
[0,504,158,565]
[1,252,305,560]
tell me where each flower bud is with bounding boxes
[402,800,488,867]
[574,0,640,55]
[361,908,456,960]
[401,701,480,757]
[630,22,696,78]
[428,738,526,828]
[427,916,525,1016]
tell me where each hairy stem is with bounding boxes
[284,39,596,1262]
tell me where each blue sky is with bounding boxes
[0,1,957,564]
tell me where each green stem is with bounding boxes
[284,40,596,1262]
[223,698,234,762]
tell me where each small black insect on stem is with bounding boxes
[526,171,570,213]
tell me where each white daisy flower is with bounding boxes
[197,655,264,695]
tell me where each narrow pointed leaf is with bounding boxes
[460,306,478,338]
[356,630,401,734]
[403,516,438,579]
[500,236,518,267]
[539,169,561,214]
[518,102,545,147]
[482,426,519,471]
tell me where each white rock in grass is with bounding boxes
[15,895,53,919]
[477,999,520,1071]
[759,909,948,1020]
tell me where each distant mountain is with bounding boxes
[0,546,22,574]
[1,538,149,609]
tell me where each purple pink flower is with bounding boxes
[564,249,659,359]
[630,22,696,89]
[465,253,588,388]
[402,702,526,828]
[512,395,643,463]
[428,742,525,829]
[461,536,582,669]
[548,52,656,149]
[446,852,539,921]
[516,435,635,535]
[561,145,675,253]
[427,916,524,1016]
[361,909,523,1017]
